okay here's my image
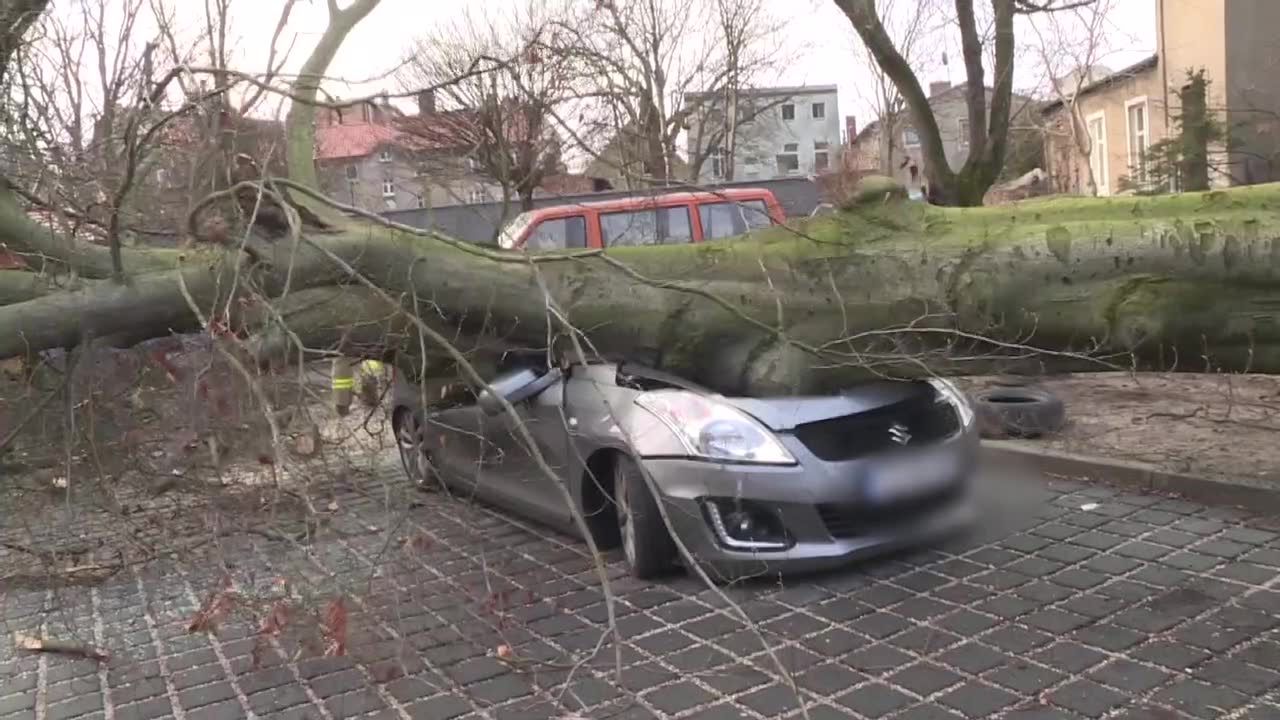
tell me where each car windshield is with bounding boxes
[497,211,536,249]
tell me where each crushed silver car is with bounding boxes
[391,355,978,580]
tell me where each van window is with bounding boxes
[698,202,748,240]
[741,200,773,230]
[602,207,693,246]
[525,215,587,251]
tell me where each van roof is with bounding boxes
[523,187,775,218]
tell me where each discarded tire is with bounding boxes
[972,386,1066,439]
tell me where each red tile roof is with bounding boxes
[314,122,412,161]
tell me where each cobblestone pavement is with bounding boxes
[3,460,1280,720]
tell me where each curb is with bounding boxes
[980,440,1280,514]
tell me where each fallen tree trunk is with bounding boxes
[0,0,1276,398]
[1,183,1278,395]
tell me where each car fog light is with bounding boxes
[704,498,790,551]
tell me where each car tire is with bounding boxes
[394,408,436,491]
[614,455,676,579]
[973,386,1066,439]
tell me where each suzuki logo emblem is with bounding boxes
[889,422,912,445]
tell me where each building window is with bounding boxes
[781,104,795,121]
[710,147,726,178]
[345,164,359,180]
[811,102,825,119]
[1126,97,1149,185]
[417,195,427,208]
[378,149,392,163]
[903,126,920,148]
[957,118,970,148]
[382,177,395,197]
[464,156,481,173]
[814,141,830,172]
[467,188,487,204]
[776,143,799,173]
[1087,111,1109,195]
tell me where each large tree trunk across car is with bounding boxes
[0,0,1278,401]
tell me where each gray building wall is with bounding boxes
[384,176,821,245]
[318,144,504,212]
[688,87,841,184]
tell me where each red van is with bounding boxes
[496,188,786,251]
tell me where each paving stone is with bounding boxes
[1048,679,1127,717]
[986,661,1066,694]
[937,643,1010,674]
[835,683,913,718]
[1131,638,1208,671]
[802,628,865,657]
[938,681,1018,716]
[643,681,714,715]
[844,643,913,674]
[45,695,104,720]
[739,683,803,716]
[985,625,1055,654]
[887,626,962,655]
[932,583,992,605]
[1071,623,1146,652]
[1087,658,1170,693]
[1022,609,1092,634]
[851,612,911,639]
[810,598,871,622]
[1195,657,1280,694]
[113,697,176,720]
[796,662,865,696]
[896,571,952,592]
[935,609,1001,635]
[893,703,965,720]
[889,662,963,696]
[1037,543,1096,564]
[184,699,244,720]
[1033,642,1107,673]
[1014,581,1075,605]
[1237,641,1280,670]
[1155,679,1250,719]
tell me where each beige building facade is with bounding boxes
[1043,0,1280,195]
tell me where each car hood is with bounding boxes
[722,381,934,431]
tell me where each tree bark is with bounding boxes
[3,182,1279,395]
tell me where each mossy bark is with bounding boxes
[5,184,1277,395]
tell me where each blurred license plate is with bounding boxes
[868,454,953,503]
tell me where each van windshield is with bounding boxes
[498,212,536,249]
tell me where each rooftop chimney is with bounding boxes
[417,89,436,115]
[845,115,857,142]
[929,81,952,97]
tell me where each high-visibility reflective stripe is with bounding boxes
[331,378,355,389]
[361,360,383,373]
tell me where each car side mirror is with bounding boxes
[477,367,563,416]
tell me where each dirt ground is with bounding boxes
[959,373,1280,487]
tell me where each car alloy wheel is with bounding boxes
[395,411,433,488]
[615,463,637,567]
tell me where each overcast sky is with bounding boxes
[228,0,1158,134]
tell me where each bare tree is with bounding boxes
[397,3,570,212]
[1028,0,1121,196]
[849,0,943,176]
[834,0,1092,205]
[680,0,790,183]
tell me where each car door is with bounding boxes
[421,397,498,493]
[481,375,574,528]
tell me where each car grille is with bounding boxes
[792,393,960,462]
[817,486,962,540]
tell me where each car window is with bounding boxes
[601,207,693,246]
[601,209,658,246]
[698,202,748,240]
[658,206,693,243]
[525,215,586,251]
[741,200,773,230]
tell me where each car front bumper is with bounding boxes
[640,427,979,581]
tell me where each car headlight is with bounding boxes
[634,390,796,465]
[928,378,975,427]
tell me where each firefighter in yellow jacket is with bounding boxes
[332,357,385,415]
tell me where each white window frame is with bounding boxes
[780,103,795,121]
[813,140,830,172]
[903,126,920,148]
[776,143,800,174]
[467,188,487,204]
[811,102,825,119]
[1086,110,1109,196]
[382,177,395,198]
[957,117,970,149]
[378,149,392,163]
[1124,96,1150,187]
[345,164,359,180]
